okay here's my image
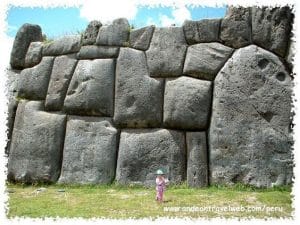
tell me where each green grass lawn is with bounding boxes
[6,183,293,219]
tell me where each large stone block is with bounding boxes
[45,55,78,111]
[116,129,186,186]
[82,20,102,45]
[209,45,293,187]
[7,100,66,183]
[252,6,293,57]
[77,46,119,59]
[114,48,163,128]
[164,76,212,130]
[64,59,115,116]
[183,43,233,80]
[183,19,221,44]
[58,116,118,184]
[24,42,43,68]
[186,132,208,187]
[43,35,81,56]
[10,23,43,69]
[18,57,54,100]
[129,25,154,50]
[220,7,252,48]
[96,18,130,46]
[146,27,187,77]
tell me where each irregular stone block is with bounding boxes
[77,45,119,59]
[24,42,43,68]
[18,57,54,100]
[209,45,293,187]
[129,25,154,50]
[64,59,115,116]
[146,27,187,77]
[164,76,212,130]
[7,100,66,183]
[183,43,233,80]
[82,20,102,45]
[114,48,163,128]
[43,35,81,56]
[186,132,208,187]
[96,18,130,46]
[183,19,221,44]
[116,129,186,186]
[252,6,294,57]
[58,116,117,184]
[220,7,252,48]
[45,55,78,111]
[10,23,43,69]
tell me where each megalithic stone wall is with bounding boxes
[6,6,294,188]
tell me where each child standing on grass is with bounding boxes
[155,169,169,203]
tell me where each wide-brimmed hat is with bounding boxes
[156,169,165,175]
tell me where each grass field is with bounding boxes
[6,183,293,219]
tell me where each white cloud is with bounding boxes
[159,4,191,27]
[146,17,156,26]
[79,0,138,24]
[160,14,175,27]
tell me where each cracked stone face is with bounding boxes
[209,45,293,188]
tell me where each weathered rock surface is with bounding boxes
[183,43,233,80]
[82,20,102,45]
[286,39,295,69]
[77,45,119,59]
[24,42,43,68]
[187,132,208,187]
[114,48,163,128]
[209,45,293,187]
[64,59,115,116]
[10,23,43,69]
[6,97,18,156]
[7,100,66,183]
[18,57,54,100]
[58,116,117,184]
[96,18,130,46]
[43,35,81,56]
[164,76,212,130]
[252,6,293,57]
[220,7,252,48]
[116,129,186,186]
[5,69,21,155]
[183,19,221,44]
[129,25,154,50]
[45,55,78,111]
[146,27,187,77]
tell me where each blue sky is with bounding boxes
[6,5,226,39]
